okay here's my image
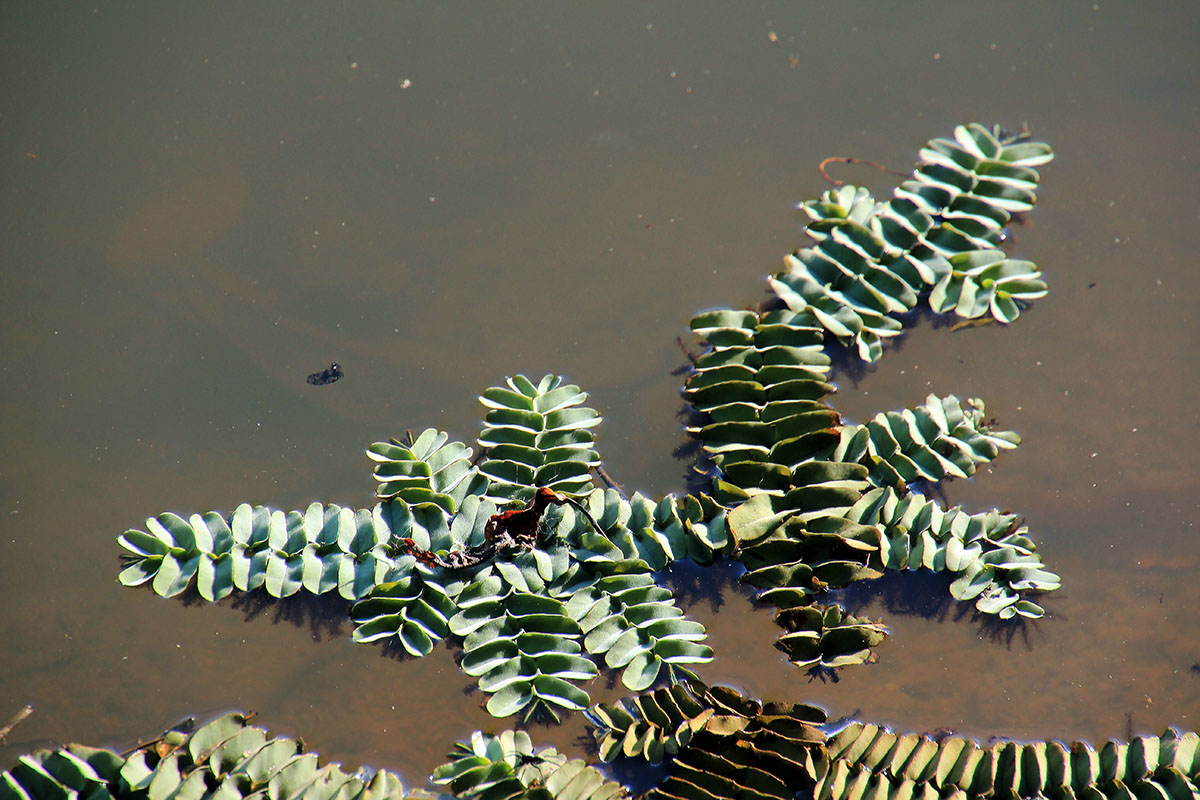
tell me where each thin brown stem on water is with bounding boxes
[818,156,909,187]
[594,464,625,495]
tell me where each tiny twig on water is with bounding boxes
[818,156,909,187]
[593,464,624,495]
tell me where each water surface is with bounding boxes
[1,2,1197,784]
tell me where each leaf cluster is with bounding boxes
[0,712,415,800]
[478,375,601,504]
[683,299,1060,673]
[586,680,828,800]
[432,730,626,800]
[118,377,723,720]
[812,722,1200,800]
[772,124,1053,360]
[118,502,411,601]
[586,682,1200,800]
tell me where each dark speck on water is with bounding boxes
[306,362,343,386]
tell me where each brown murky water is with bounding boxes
[2,2,1197,786]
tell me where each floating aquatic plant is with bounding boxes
[8,704,1198,800]
[0,712,417,800]
[772,123,1052,360]
[586,680,1200,800]
[116,124,1064,720]
[119,375,722,720]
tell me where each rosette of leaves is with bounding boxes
[357,431,725,716]
[815,722,1200,800]
[847,487,1060,619]
[367,427,488,513]
[116,370,721,718]
[432,730,626,800]
[587,680,828,800]
[833,394,1021,488]
[477,374,601,504]
[0,711,415,800]
[118,500,414,601]
[429,493,718,711]
[927,248,1048,324]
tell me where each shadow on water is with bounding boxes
[565,705,669,796]
[671,428,718,500]
[655,557,748,615]
[175,587,352,643]
[595,756,670,795]
[375,636,437,666]
[806,664,844,685]
[822,306,975,391]
[831,570,1051,653]
[824,334,884,389]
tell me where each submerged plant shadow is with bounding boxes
[806,665,843,684]
[655,557,746,615]
[594,756,670,795]
[212,590,351,642]
[832,571,1048,653]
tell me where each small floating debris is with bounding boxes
[0,704,33,743]
[306,362,343,386]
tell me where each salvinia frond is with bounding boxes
[685,304,1058,636]
[433,730,627,800]
[351,486,721,715]
[724,470,889,667]
[366,427,487,513]
[587,679,829,800]
[477,373,602,504]
[118,500,425,601]
[0,712,415,800]
[591,683,1200,800]
[833,393,1020,488]
[847,487,1060,619]
[813,722,1200,800]
[773,123,1053,360]
[686,308,842,504]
